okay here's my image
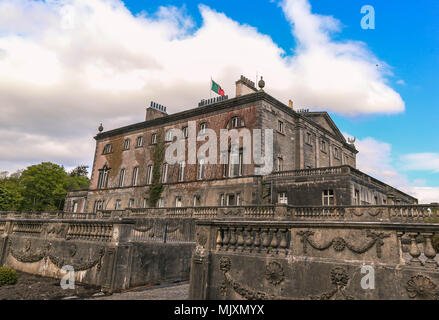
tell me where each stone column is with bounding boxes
[315,133,320,168]
[299,128,304,169]
[329,141,333,166]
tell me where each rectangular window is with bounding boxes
[136,136,144,147]
[146,165,153,185]
[219,194,225,206]
[97,169,109,189]
[278,192,288,204]
[229,149,243,177]
[197,159,205,180]
[227,194,236,206]
[95,200,103,211]
[103,144,112,154]
[178,161,185,182]
[119,168,126,187]
[132,167,139,186]
[128,198,135,208]
[334,147,340,159]
[158,197,165,208]
[182,126,188,138]
[175,196,182,207]
[123,139,130,150]
[200,123,207,134]
[115,199,121,210]
[354,189,360,205]
[162,163,168,183]
[232,117,239,128]
[374,196,378,205]
[321,140,327,152]
[306,132,312,145]
[277,120,284,133]
[72,201,78,213]
[151,133,157,144]
[236,193,241,206]
[277,157,283,172]
[165,130,173,142]
[322,190,334,205]
[143,198,148,208]
[193,195,201,207]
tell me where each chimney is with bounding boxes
[146,101,168,121]
[289,100,294,110]
[235,75,258,97]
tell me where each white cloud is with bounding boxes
[399,153,439,173]
[344,133,439,204]
[0,0,405,174]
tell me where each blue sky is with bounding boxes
[0,0,437,202]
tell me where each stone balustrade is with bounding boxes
[263,165,346,180]
[1,204,438,222]
[66,223,113,242]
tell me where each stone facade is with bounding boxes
[65,76,416,213]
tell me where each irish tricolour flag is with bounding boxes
[211,79,225,96]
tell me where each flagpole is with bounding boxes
[210,76,212,99]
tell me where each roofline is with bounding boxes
[94,91,358,152]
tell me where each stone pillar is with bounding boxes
[299,128,304,169]
[189,224,215,299]
[329,141,333,166]
[315,134,320,168]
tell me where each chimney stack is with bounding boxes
[235,75,258,97]
[146,101,168,121]
[289,100,294,109]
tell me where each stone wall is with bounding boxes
[189,204,439,300]
[2,203,436,296]
[0,212,197,291]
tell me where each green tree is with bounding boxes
[20,162,68,211]
[69,165,89,177]
[0,176,23,211]
[66,165,90,191]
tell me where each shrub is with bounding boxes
[0,267,18,286]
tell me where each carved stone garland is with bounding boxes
[9,239,105,271]
[297,230,390,258]
[219,256,274,300]
[9,239,48,263]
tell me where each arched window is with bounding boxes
[227,116,245,129]
[97,164,110,189]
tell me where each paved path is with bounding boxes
[90,282,189,300]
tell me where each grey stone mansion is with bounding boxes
[65,75,416,213]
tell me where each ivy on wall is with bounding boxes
[149,130,165,207]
